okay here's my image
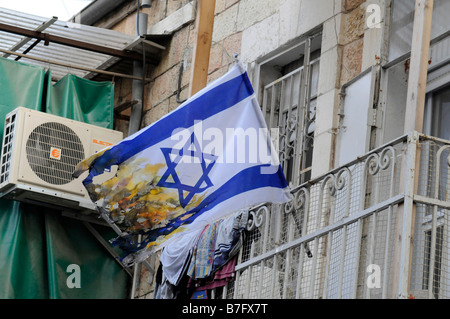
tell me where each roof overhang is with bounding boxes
[0,7,166,81]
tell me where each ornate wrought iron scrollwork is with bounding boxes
[320,167,352,199]
[365,146,396,176]
[335,167,351,191]
[294,187,310,210]
[246,205,269,231]
[322,174,336,197]
[379,146,395,170]
[286,112,297,149]
[366,153,380,176]
[284,199,295,214]
[283,187,313,258]
[284,188,305,215]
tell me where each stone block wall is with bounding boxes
[93,0,385,298]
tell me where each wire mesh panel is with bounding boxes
[410,204,449,299]
[410,136,450,299]
[194,130,450,300]
[260,38,319,187]
[222,137,405,299]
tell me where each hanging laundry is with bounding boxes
[153,263,190,299]
[160,227,202,286]
[155,210,249,299]
[188,255,238,292]
[213,255,237,283]
[154,264,176,299]
[187,219,221,279]
[212,210,248,272]
[191,290,208,299]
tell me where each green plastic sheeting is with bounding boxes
[47,74,114,129]
[0,57,45,119]
[0,57,128,299]
[0,201,49,299]
[45,213,128,299]
[0,58,49,298]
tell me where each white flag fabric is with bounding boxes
[74,62,292,264]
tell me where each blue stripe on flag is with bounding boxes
[184,165,288,220]
[127,164,288,250]
[84,72,254,185]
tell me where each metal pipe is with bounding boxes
[136,11,149,36]
[141,0,152,8]
[129,61,144,134]
[130,235,143,298]
[128,0,148,135]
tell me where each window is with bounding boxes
[424,85,450,141]
[387,0,450,63]
[381,0,450,144]
[255,33,321,187]
[422,85,450,201]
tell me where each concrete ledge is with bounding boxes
[147,1,195,35]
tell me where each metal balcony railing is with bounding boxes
[214,132,450,299]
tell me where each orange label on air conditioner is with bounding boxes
[93,139,113,146]
[50,147,61,160]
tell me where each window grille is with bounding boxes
[259,35,320,186]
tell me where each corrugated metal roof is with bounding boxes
[0,7,164,81]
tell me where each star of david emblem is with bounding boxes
[157,133,218,208]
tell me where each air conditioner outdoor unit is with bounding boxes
[0,107,123,212]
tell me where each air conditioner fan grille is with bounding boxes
[26,122,85,185]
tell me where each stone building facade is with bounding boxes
[88,0,380,298]
[75,0,450,299]
[94,0,378,176]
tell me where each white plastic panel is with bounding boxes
[336,69,375,166]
